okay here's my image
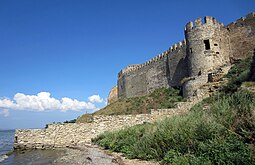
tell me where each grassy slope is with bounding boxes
[77,87,183,123]
[92,57,255,164]
[95,87,183,115]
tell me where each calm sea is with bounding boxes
[0,130,14,163]
[0,130,65,165]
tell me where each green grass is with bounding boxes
[92,57,255,164]
[93,90,255,164]
[96,87,183,115]
[77,87,183,122]
[76,114,93,123]
[222,57,252,93]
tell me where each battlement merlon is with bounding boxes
[185,21,193,31]
[246,12,255,18]
[204,16,214,24]
[185,16,224,32]
[194,18,202,28]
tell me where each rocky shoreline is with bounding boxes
[53,145,159,165]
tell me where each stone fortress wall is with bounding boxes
[117,40,188,99]
[117,12,255,99]
[226,13,255,60]
[15,13,255,150]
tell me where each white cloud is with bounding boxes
[61,97,96,112]
[88,95,103,103]
[0,109,9,117]
[0,92,97,112]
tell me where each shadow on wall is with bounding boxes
[170,57,189,87]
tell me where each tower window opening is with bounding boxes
[204,40,210,50]
[198,70,202,76]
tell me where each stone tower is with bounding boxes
[185,16,229,77]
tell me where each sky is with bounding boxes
[0,0,254,129]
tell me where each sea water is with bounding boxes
[0,130,65,165]
[0,130,14,163]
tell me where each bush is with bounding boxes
[222,57,252,93]
[63,119,76,123]
[93,90,255,164]
[210,90,255,143]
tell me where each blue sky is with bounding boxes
[0,0,254,129]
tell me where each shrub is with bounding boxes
[222,57,252,93]
[93,89,255,164]
[63,119,76,123]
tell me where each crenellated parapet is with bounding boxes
[118,64,141,78]
[168,39,187,53]
[117,12,255,99]
[118,39,187,78]
[238,12,255,21]
[118,50,168,77]
[185,16,224,32]
[226,12,255,28]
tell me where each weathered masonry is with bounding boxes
[14,100,198,150]
[115,13,255,99]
